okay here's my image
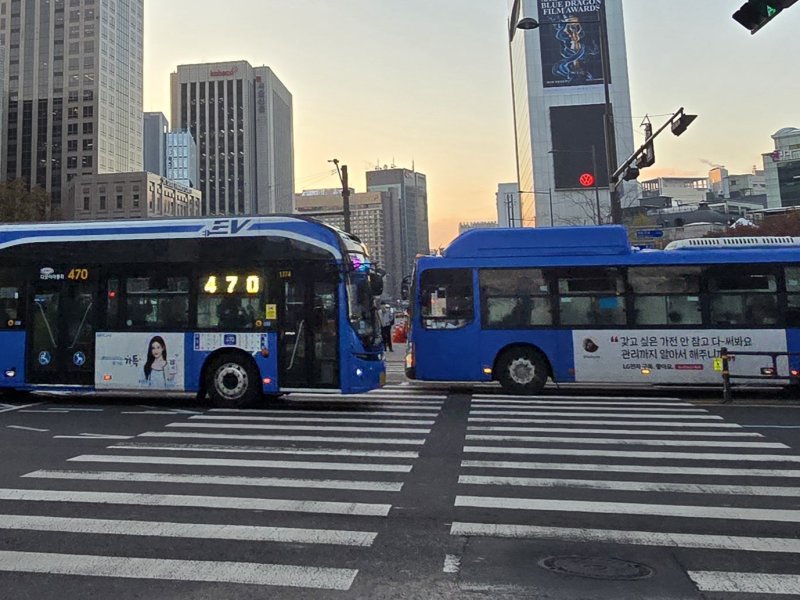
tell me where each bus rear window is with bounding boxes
[420,269,473,329]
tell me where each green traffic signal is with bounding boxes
[733,0,793,33]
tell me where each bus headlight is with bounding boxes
[356,368,364,378]
[4,369,15,378]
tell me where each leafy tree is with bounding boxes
[0,179,52,222]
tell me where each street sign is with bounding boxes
[635,229,664,239]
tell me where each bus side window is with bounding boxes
[420,269,473,329]
[556,268,626,327]
[707,267,778,327]
[0,281,20,327]
[480,268,552,329]
[125,275,189,329]
[786,267,800,327]
[629,267,702,326]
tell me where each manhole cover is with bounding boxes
[539,555,654,581]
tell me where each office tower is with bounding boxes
[508,0,635,226]
[294,189,404,299]
[366,166,429,283]
[170,60,294,215]
[166,130,199,189]
[143,112,168,176]
[1,0,144,211]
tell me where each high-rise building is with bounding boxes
[508,0,635,226]
[763,128,800,209]
[1,0,144,210]
[166,130,199,189]
[143,112,168,177]
[294,189,404,299]
[170,61,294,216]
[366,167,429,283]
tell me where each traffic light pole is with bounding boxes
[611,108,695,184]
[599,8,622,225]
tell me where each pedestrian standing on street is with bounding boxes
[379,304,394,352]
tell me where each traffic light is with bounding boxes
[636,122,656,169]
[733,0,797,34]
[622,166,640,182]
[671,112,697,137]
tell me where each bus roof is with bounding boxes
[0,215,366,261]
[419,226,800,269]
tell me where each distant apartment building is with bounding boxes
[1,0,144,210]
[64,172,202,221]
[294,190,403,299]
[763,128,800,209]
[708,166,766,200]
[496,183,525,228]
[640,177,709,206]
[459,221,498,235]
[366,167,429,283]
[143,112,168,177]
[170,60,294,216]
[166,131,199,189]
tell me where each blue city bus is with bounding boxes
[406,226,800,394]
[0,216,385,407]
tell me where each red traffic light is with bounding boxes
[579,173,596,188]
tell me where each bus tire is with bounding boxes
[205,353,261,409]
[496,347,549,396]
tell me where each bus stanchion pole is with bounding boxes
[721,347,732,404]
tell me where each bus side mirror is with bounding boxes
[400,276,411,301]
[370,273,384,297]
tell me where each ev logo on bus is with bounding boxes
[202,219,253,237]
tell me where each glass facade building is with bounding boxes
[170,61,294,216]
[1,0,144,211]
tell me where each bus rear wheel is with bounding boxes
[206,353,261,409]
[496,347,548,396]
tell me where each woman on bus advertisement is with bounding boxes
[143,335,178,389]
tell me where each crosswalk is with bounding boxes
[0,384,444,594]
[451,392,800,597]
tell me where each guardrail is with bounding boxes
[720,347,800,403]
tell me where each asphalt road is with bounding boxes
[1,366,800,599]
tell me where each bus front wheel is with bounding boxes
[496,347,548,396]
[205,353,261,409]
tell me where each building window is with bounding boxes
[83,196,90,211]
[116,195,123,210]
[99,195,106,210]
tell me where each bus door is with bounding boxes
[277,267,340,389]
[28,271,97,385]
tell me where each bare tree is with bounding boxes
[553,185,640,226]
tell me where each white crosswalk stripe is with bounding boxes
[5,393,444,593]
[0,551,357,590]
[688,571,800,595]
[453,393,800,590]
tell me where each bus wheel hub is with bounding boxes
[215,363,248,398]
[509,358,535,385]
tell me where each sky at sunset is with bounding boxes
[142,1,800,248]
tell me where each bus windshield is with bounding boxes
[347,272,380,348]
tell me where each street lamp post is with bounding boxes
[328,158,351,233]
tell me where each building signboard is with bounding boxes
[538,0,607,89]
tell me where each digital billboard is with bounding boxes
[550,104,609,190]
[538,0,608,89]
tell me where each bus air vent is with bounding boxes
[665,237,800,250]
